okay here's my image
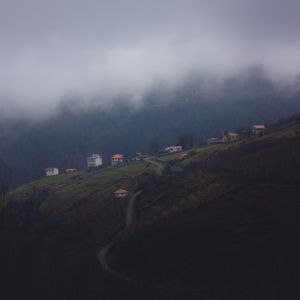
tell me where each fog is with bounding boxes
[0,0,300,117]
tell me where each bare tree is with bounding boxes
[0,164,12,223]
[0,163,12,272]
[148,136,160,155]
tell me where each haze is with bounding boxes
[0,0,300,117]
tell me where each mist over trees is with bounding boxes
[0,73,300,187]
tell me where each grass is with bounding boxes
[7,162,150,208]
[156,152,187,162]
[156,143,234,166]
[7,171,85,201]
[158,121,300,168]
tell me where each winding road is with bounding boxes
[98,157,163,278]
[125,190,143,230]
[96,158,204,297]
[98,190,143,278]
[144,157,164,176]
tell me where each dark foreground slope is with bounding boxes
[109,119,300,300]
[1,118,300,300]
[0,163,172,300]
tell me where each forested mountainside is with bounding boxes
[1,117,300,300]
[1,73,300,187]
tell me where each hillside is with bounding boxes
[108,118,300,300]
[1,162,160,299]
[1,117,300,299]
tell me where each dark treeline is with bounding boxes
[1,72,300,187]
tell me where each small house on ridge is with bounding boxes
[114,189,129,198]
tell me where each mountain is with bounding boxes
[1,116,300,299]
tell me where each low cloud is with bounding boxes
[0,0,300,117]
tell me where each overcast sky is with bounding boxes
[0,0,300,116]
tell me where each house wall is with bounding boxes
[45,168,59,177]
[111,158,124,165]
[87,155,102,168]
[115,193,128,198]
[252,128,266,135]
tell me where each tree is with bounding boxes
[148,136,160,155]
[177,132,196,149]
[0,163,12,218]
[0,163,12,260]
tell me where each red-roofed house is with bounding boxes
[111,154,124,166]
[252,125,267,136]
[222,131,240,143]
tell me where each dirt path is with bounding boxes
[125,190,143,230]
[96,165,206,297]
[98,190,142,279]
[144,157,164,176]
[98,158,163,277]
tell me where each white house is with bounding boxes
[87,154,102,168]
[222,131,240,143]
[207,137,223,145]
[114,188,129,198]
[45,168,59,177]
[111,154,124,166]
[165,145,182,153]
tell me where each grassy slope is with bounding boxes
[109,119,300,300]
[2,161,157,300]
[7,161,153,250]
[9,162,148,202]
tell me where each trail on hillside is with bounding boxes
[97,185,207,297]
[98,190,142,279]
[144,157,164,176]
[126,190,143,231]
[98,157,163,278]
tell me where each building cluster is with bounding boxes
[45,124,267,178]
[45,167,79,177]
[44,151,145,177]
[207,124,267,145]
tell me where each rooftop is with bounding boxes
[114,188,128,194]
[224,131,239,136]
[112,154,124,159]
[253,125,266,129]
